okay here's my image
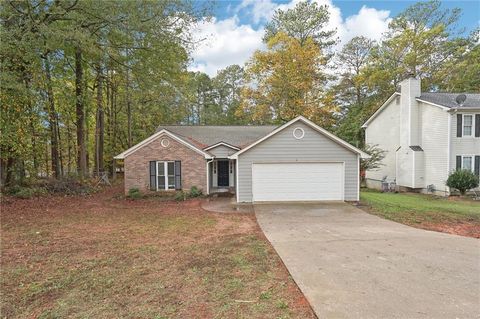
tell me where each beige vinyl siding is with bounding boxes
[208,145,237,158]
[418,102,449,193]
[365,97,400,185]
[451,111,480,191]
[237,122,358,202]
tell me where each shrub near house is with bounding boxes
[446,170,479,195]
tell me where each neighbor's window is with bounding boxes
[463,115,473,136]
[462,156,473,171]
[157,161,175,190]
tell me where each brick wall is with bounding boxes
[124,134,207,194]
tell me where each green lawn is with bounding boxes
[360,189,480,225]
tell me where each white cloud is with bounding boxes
[190,0,392,76]
[310,0,391,47]
[190,16,265,77]
[235,0,279,24]
[341,6,391,44]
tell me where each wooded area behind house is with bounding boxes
[1,0,479,187]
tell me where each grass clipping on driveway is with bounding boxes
[360,190,480,238]
[1,188,314,319]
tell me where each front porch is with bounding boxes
[207,159,236,195]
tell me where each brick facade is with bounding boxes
[124,133,207,194]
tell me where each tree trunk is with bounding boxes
[356,87,362,107]
[56,114,64,177]
[4,157,15,186]
[106,68,116,179]
[45,143,49,177]
[126,64,132,147]
[75,46,87,178]
[23,73,39,177]
[43,55,61,178]
[94,65,104,176]
[66,119,72,175]
[125,49,132,148]
[29,117,38,175]
[112,81,118,180]
[84,74,91,176]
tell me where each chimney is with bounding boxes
[399,77,421,146]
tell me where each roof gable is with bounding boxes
[115,118,370,160]
[363,92,480,128]
[114,130,213,160]
[230,116,370,159]
[204,142,240,151]
[362,93,400,128]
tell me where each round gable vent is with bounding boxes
[293,127,305,139]
[161,138,170,148]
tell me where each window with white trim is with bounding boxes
[463,115,473,136]
[462,155,474,172]
[157,161,175,190]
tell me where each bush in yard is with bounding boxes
[446,169,479,195]
[12,187,35,199]
[127,187,142,199]
[5,185,22,195]
[188,186,202,198]
[7,186,48,199]
[360,144,387,185]
[38,177,94,195]
[174,191,186,201]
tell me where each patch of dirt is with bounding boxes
[357,202,480,239]
[1,183,316,319]
[418,222,480,238]
[446,195,477,202]
[212,213,257,236]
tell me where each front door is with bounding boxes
[217,161,229,187]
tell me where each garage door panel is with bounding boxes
[252,163,343,201]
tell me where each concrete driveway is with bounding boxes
[255,202,480,319]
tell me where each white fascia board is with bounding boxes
[114,129,213,160]
[204,141,240,151]
[447,107,480,112]
[362,92,400,128]
[229,116,370,159]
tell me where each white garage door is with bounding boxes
[252,162,344,202]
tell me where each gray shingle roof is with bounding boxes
[156,125,277,149]
[418,93,480,108]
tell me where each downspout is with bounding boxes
[446,109,454,196]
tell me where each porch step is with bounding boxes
[210,191,234,198]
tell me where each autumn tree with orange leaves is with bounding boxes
[239,32,336,127]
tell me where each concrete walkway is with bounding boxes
[201,197,254,214]
[255,202,480,319]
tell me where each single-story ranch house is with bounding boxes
[115,116,369,202]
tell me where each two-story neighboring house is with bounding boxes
[362,77,480,195]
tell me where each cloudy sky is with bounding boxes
[190,0,479,77]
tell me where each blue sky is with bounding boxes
[191,0,479,76]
